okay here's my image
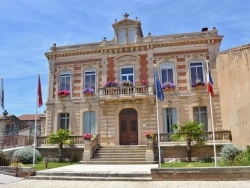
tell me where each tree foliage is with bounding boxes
[172,121,204,162]
[47,129,71,161]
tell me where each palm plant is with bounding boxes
[172,121,204,162]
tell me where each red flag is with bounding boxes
[38,75,43,107]
[207,70,214,98]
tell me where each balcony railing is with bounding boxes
[36,135,101,147]
[99,85,154,97]
[153,130,232,144]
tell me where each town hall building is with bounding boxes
[43,13,223,147]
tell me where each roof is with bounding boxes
[219,43,250,54]
[18,114,45,121]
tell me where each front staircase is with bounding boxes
[81,145,156,164]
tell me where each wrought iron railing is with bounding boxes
[0,135,33,150]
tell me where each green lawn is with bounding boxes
[24,161,80,171]
[161,162,218,168]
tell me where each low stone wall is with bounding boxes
[151,166,250,181]
[161,144,223,161]
[0,167,35,178]
[37,147,84,162]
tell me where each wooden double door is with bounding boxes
[119,108,138,145]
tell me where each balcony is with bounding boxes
[99,85,154,100]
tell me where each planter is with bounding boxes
[193,85,205,90]
[84,93,94,96]
[163,87,175,92]
[58,94,69,98]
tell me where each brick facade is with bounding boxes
[44,14,223,146]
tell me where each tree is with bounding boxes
[172,121,204,162]
[47,129,71,162]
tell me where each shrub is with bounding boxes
[220,144,242,165]
[0,152,11,166]
[13,147,43,164]
[200,155,213,163]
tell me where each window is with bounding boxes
[59,113,70,130]
[83,111,95,134]
[118,30,125,44]
[163,108,177,133]
[121,67,134,83]
[128,29,135,44]
[193,107,208,130]
[59,72,70,91]
[118,29,136,45]
[84,70,96,90]
[190,62,204,85]
[161,64,174,84]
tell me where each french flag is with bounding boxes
[207,70,214,98]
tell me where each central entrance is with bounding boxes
[119,108,138,145]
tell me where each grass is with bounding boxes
[24,161,80,171]
[161,162,217,168]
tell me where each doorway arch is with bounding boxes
[119,108,138,145]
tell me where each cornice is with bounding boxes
[45,38,217,60]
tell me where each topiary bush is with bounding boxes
[220,144,242,165]
[0,152,11,166]
[13,147,43,164]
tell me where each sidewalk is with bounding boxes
[1,164,250,188]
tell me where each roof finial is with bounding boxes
[123,13,129,18]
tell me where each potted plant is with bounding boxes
[144,132,154,139]
[83,133,92,140]
[121,80,133,87]
[161,82,175,90]
[58,90,70,97]
[105,81,118,87]
[192,79,205,89]
[135,79,148,86]
[83,88,95,95]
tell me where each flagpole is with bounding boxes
[33,75,39,167]
[153,64,162,168]
[206,60,217,167]
[156,92,161,168]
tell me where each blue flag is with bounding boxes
[154,67,164,101]
[1,78,4,110]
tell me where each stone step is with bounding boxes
[80,161,157,164]
[91,157,146,161]
[93,154,145,158]
[30,175,152,181]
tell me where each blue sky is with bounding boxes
[0,0,249,116]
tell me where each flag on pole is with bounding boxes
[38,75,43,107]
[154,66,164,101]
[1,78,4,110]
[207,70,214,98]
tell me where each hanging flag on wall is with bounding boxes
[38,74,43,107]
[1,78,4,110]
[154,66,164,101]
[207,70,214,98]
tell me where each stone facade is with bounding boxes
[217,44,250,149]
[44,14,223,146]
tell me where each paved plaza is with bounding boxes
[1,164,250,188]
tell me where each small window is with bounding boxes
[118,30,125,44]
[83,111,95,134]
[59,72,70,91]
[193,106,208,130]
[163,108,177,133]
[190,62,204,85]
[84,70,96,90]
[128,29,135,44]
[121,67,134,83]
[161,64,174,84]
[59,113,70,130]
